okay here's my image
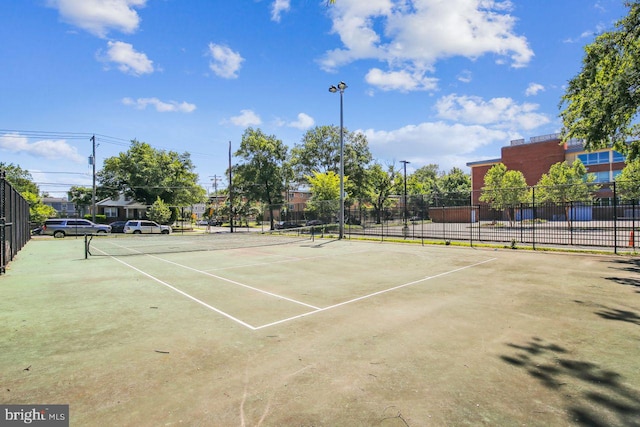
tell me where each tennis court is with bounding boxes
[2,233,639,426]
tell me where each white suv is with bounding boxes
[123,220,171,234]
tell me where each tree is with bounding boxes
[232,128,288,230]
[616,159,640,201]
[0,163,38,195]
[99,140,205,207]
[437,167,471,206]
[1,162,57,223]
[290,125,372,203]
[364,163,398,224]
[147,197,171,224]
[535,160,596,228]
[305,171,342,223]
[479,163,530,225]
[560,1,640,160]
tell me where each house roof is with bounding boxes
[96,196,148,209]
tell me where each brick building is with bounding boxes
[466,133,627,205]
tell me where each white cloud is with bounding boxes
[47,0,146,38]
[0,133,84,163]
[271,0,290,22]
[360,121,509,171]
[287,113,315,130]
[207,43,244,79]
[525,83,545,96]
[122,97,196,113]
[320,0,533,92]
[229,110,262,127]
[101,41,154,76]
[457,70,473,83]
[365,68,438,92]
[435,94,550,130]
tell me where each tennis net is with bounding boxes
[84,226,325,257]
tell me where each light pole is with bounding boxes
[400,160,410,231]
[329,81,347,239]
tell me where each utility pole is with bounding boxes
[91,135,96,222]
[209,174,222,220]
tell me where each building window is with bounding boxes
[612,151,626,163]
[104,207,118,218]
[591,171,610,183]
[578,152,610,166]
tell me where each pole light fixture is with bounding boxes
[329,81,347,239]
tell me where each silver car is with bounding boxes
[123,220,171,234]
[42,219,111,238]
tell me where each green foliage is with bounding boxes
[616,159,640,201]
[233,128,288,230]
[560,2,640,160]
[364,163,398,224]
[21,191,57,224]
[305,171,342,221]
[98,140,205,206]
[479,164,530,209]
[147,197,172,224]
[1,163,38,195]
[68,186,93,210]
[535,160,595,203]
[479,164,530,225]
[437,167,472,205]
[536,160,597,228]
[290,125,372,202]
[84,214,107,224]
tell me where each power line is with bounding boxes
[0,128,219,158]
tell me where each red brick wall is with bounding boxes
[501,139,566,186]
[470,163,496,204]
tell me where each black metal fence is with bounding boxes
[1,171,31,275]
[263,181,640,254]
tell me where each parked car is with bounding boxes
[109,220,127,233]
[123,220,171,234]
[42,219,111,238]
[208,218,223,226]
[305,220,324,226]
[274,221,301,229]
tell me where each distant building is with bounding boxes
[96,194,148,220]
[41,197,78,217]
[466,133,626,205]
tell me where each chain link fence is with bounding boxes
[1,171,31,274]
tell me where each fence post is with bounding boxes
[532,186,536,250]
[613,182,618,254]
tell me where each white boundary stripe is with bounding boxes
[253,257,497,330]
[146,254,321,310]
[104,253,259,330]
[94,243,495,331]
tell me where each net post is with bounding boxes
[84,234,89,259]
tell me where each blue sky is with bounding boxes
[0,0,629,197]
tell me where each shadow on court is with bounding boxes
[500,337,640,427]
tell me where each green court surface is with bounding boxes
[1,235,639,426]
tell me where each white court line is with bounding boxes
[93,242,495,331]
[100,251,259,330]
[253,257,497,330]
[95,241,320,310]
[146,254,321,310]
